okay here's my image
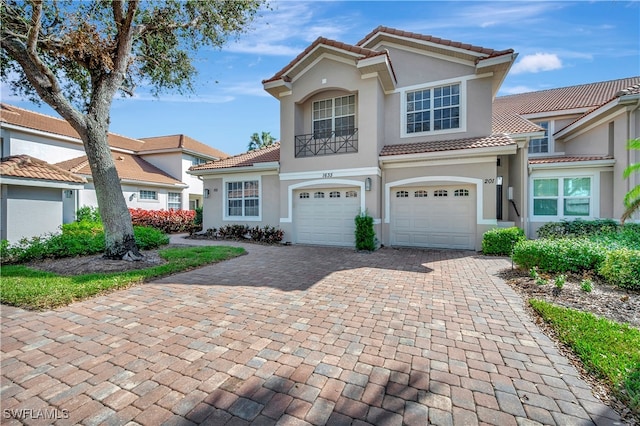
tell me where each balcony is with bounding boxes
[294,128,358,158]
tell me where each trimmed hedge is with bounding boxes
[599,248,640,290]
[512,238,606,273]
[482,227,525,255]
[536,218,636,239]
[129,208,197,233]
[209,225,284,244]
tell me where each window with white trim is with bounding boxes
[533,177,592,217]
[313,95,355,138]
[299,192,310,199]
[168,192,182,210]
[529,121,550,154]
[329,191,341,198]
[191,157,208,166]
[454,189,469,197]
[396,191,409,198]
[433,190,448,197]
[226,180,259,218]
[345,190,358,198]
[414,190,428,198]
[139,190,157,200]
[406,83,460,134]
[314,192,325,199]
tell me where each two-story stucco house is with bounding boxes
[190,26,640,250]
[1,103,228,243]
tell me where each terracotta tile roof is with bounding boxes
[528,156,614,165]
[492,102,544,135]
[1,155,86,184]
[262,37,389,84]
[357,26,515,60]
[190,143,280,171]
[56,152,184,186]
[0,103,144,151]
[493,77,640,116]
[138,134,229,159]
[380,134,515,157]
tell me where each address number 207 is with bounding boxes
[484,178,495,184]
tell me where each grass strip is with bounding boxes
[0,246,245,310]
[529,299,640,413]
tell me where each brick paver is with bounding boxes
[0,235,625,425]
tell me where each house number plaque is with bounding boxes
[322,173,333,178]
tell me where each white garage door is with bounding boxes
[391,185,475,250]
[293,188,360,246]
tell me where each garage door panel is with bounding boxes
[391,185,475,250]
[294,188,359,246]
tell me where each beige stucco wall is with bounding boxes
[200,172,281,232]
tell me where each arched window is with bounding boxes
[299,192,310,199]
[329,191,341,198]
[396,190,409,198]
[433,189,448,197]
[414,190,428,198]
[454,189,469,197]
[314,192,325,199]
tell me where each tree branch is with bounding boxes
[26,0,42,55]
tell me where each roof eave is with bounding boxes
[379,144,517,164]
[188,162,280,176]
[529,159,616,171]
[0,176,86,189]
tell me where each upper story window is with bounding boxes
[529,121,550,154]
[192,157,208,166]
[406,83,460,135]
[226,180,259,218]
[313,95,355,138]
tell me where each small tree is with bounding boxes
[355,211,376,251]
[621,138,640,223]
[1,0,263,259]
[248,131,275,151]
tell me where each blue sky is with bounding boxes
[3,1,639,156]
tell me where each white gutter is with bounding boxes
[0,176,85,189]
[528,158,615,172]
[379,144,517,164]
[188,163,280,176]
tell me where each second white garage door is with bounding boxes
[293,188,360,246]
[391,184,476,250]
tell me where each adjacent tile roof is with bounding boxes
[357,26,515,60]
[528,156,614,165]
[492,103,545,135]
[493,77,640,116]
[380,134,515,157]
[0,103,145,152]
[138,134,229,159]
[190,143,280,171]
[262,37,390,84]
[1,155,86,183]
[56,152,184,186]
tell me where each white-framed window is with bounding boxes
[139,190,157,200]
[396,191,409,198]
[313,95,355,138]
[454,189,470,197]
[529,121,550,154]
[191,157,208,166]
[299,192,310,199]
[405,83,460,135]
[532,176,593,218]
[345,190,358,198]
[433,189,448,197]
[314,191,325,199]
[414,190,428,198]
[329,191,341,198]
[168,192,182,210]
[224,179,260,219]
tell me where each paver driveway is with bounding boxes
[1,236,624,425]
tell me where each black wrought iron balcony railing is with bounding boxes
[294,128,358,158]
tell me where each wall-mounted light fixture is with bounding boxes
[129,193,136,201]
[204,189,210,198]
[64,190,73,198]
[365,177,372,191]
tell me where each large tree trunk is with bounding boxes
[82,107,142,261]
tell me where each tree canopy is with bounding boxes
[1,0,265,259]
[248,131,276,151]
[621,138,640,223]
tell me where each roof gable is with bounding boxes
[138,134,229,159]
[189,143,280,172]
[1,155,86,184]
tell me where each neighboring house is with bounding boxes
[0,155,86,243]
[0,103,228,243]
[190,26,640,250]
[494,79,640,236]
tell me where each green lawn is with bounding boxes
[530,299,640,414]
[0,246,245,310]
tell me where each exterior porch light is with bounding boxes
[204,188,210,198]
[365,177,372,191]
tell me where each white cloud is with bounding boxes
[511,53,563,74]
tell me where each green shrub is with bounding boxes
[355,211,376,251]
[482,227,525,255]
[537,219,619,239]
[76,206,101,222]
[512,238,606,273]
[194,207,203,225]
[599,248,640,290]
[215,224,283,243]
[1,225,168,264]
